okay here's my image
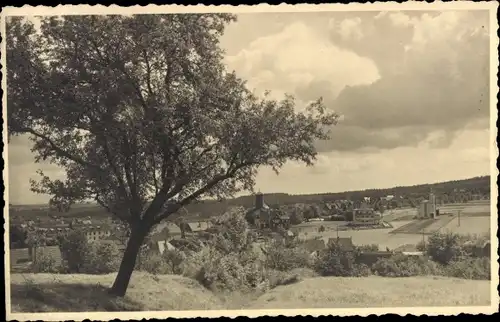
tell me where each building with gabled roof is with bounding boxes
[327,237,355,252]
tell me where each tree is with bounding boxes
[10,224,28,248]
[289,209,304,225]
[7,15,338,296]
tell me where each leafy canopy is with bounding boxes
[7,14,338,228]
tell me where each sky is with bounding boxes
[7,10,493,204]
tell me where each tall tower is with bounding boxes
[255,192,264,209]
[429,188,436,218]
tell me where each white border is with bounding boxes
[2,2,499,321]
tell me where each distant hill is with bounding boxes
[9,176,491,221]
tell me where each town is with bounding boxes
[9,176,491,273]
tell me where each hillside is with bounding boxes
[9,273,491,313]
[9,176,490,221]
[248,275,491,309]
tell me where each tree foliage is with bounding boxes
[7,14,337,296]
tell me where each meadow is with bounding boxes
[10,272,491,312]
[8,202,494,314]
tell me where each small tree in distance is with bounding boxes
[7,15,338,296]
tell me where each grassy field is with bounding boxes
[439,216,492,235]
[9,273,491,313]
[298,221,425,250]
[248,276,491,309]
[9,272,227,312]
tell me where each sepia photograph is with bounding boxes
[2,2,499,320]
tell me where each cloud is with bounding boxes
[337,17,364,40]
[315,10,490,152]
[226,11,490,154]
[225,21,380,107]
[254,127,490,195]
[8,134,65,205]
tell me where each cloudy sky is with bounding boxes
[7,10,492,204]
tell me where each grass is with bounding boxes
[10,272,491,312]
[10,272,225,312]
[439,216,491,235]
[296,221,424,250]
[247,276,491,309]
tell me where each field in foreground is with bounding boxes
[9,272,491,313]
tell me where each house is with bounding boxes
[78,225,111,242]
[301,238,326,253]
[352,206,382,225]
[327,237,355,251]
[186,221,210,233]
[149,240,177,255]
[31,246,63,265]
[245,192,272,229]
[245,193,291,230]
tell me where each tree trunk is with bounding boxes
[110,226,147,297]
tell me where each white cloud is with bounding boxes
[254,128,490,194]
[225,21,380,104]
[338,17,364,40]
[388,12,416,27]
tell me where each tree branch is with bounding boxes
[151,157,255,225]
[19,126,103,172]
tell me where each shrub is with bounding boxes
[139,252,169,275]
[210,209,252,254]
[58,230,91,273]
[314,242,366,277]
[32,249,60,273]
[423,232,490,265]
[162,249,186,275]
[445,257,490,280]
[290,210,305,225]
[318,225,326,233]
[372,254,443,277]
[265,268,317,289]
[193,247,266,292]
[263,240,311,271]
[357,244,379,252]
[84,241,121,274]
[424,232,466,265]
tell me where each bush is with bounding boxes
[263,240,311,271]
[357,244,379,252]
[32,250,60,273]
[84,241,121,274]
[372,254,443,277]
[193,247,267,292]
[318,225,326,233]
[424,232,466,265]
[266,268,317,289]
[423,232,490,265]
[139,252,170,275]
[314,242,367,277]
[58,230,91,273]
[162,249,186,275]
[183,209,273,292]
[290,210,304,225]
[445,257,490,280]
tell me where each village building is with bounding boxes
[352,202,382,225]
[327,237,355,251]
[74,225,112,242]
[245,193,290,230]
[417,191,438,219]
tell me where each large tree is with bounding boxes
[6,14,338,296]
